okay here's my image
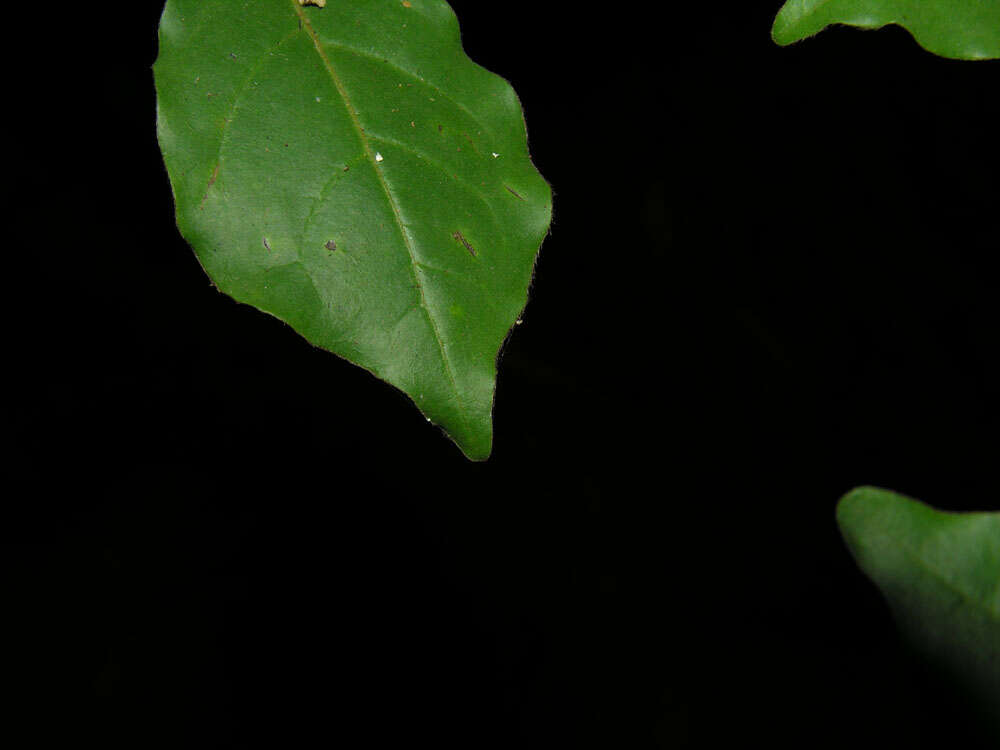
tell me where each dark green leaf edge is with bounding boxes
[772,0,1000,60]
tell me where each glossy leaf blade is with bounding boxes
[772,0,1000,59]
[154,0,551,459]
[837,487,1000,719]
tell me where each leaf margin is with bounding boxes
[771,0,1000,60]
[154,0,553,460]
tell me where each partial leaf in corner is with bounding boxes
[772,0,1000,59]
[837,487,1000,727]
[154,0,552,460]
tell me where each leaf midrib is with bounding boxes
[291,0,464,416]
[855,512,1000,626]
[894,531,1000,626]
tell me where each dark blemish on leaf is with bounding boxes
[263,237,271,252]
[343,164,350,171]
[199,164,220,209]
[438,124,443,133]
[452,231,477,257]
[505,185,525,201]
[229,52,237,60]
[325,240,337,252]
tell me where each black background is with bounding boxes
[6,1,999,747]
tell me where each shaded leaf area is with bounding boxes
[155,0,551,459]
[839,488,1000,729]
[773,0,1000,59]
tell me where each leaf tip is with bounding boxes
[455,431,492,462]
[770,20,794,47]
[836,485,899,537]
[770,1,808,47]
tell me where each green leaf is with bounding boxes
[772,0,1000,59]
[837,487,1000,721]
[154,0,551,460]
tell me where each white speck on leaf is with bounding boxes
[315,96,321,102]
[492,152,500,158]
[375,152,384,162]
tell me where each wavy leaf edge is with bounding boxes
[772,0,1000,60]
[155,0,552,460]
